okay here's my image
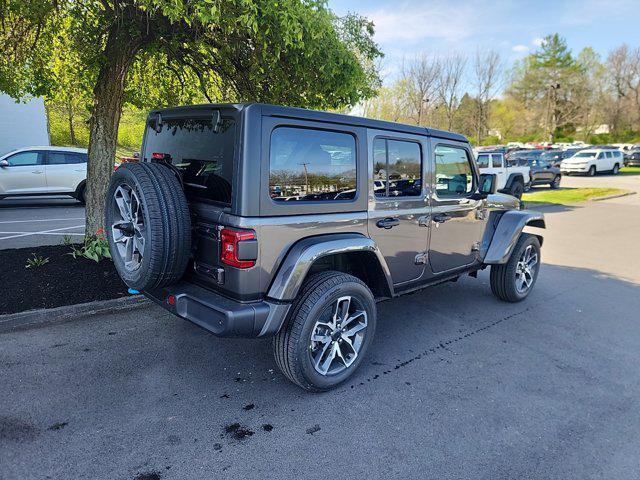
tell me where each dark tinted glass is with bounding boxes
[435,145,473,197]
[492,154,502,167]
[374,138,421,197]
[269,127,356,202]
[144,116,235,205]
[48,152,87,165]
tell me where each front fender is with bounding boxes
[266,233,393,301]
[482,210,545,264]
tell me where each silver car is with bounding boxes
[0,146,88,202]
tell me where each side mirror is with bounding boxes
[0,159,9,167]
[479,173,497,195]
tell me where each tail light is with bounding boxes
[220,228,257,269]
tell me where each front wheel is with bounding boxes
[490,234,541,302]
[272,271,376,391]
[588,165,596,176]
[509,180,524,200]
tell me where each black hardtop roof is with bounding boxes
[147,102,468,143]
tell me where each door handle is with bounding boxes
[32,170,43,174]
[376,217,400,229]
[433,213,451,223]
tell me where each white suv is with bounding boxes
[561,148,623,176]
[0,146,88,202]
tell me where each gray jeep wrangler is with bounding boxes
[105,103,545,391]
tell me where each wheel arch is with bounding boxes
[482,210,545,265]
[266,234,394,302]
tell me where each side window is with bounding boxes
[5,151,41,166]
[605,151,612,159]
[492,154,503,167]
[476,154,489,169]
[597,152,605,159]
[374,138,422,198]
[48,152,86,164]
[434,145,474,198]
[269,127,356,202]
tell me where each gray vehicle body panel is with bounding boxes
[482,210,546,264]
[140,103,544,338]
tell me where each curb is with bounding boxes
[0,295,150,332]
[591,191,636,202]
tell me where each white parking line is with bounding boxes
[0,225,85,241]
[0,217,85,225]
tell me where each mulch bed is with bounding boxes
[0,245,130,315]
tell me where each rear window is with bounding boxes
[269,127,356,202]
[143,116,236,205]
[48,152,87,164]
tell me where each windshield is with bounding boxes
[143,115,236,205]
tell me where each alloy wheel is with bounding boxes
[111,184,146,271]
[309,295,368,376]
[515,244,538,294]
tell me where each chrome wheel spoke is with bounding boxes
[112,184,145,272]
[310,295,368,376]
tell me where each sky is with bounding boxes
[328,0,640,82]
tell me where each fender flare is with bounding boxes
[504,172,525,191]
[266,233,393,301]
[482,210,545,264]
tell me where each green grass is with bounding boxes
[522,187,629,206]
[620,166,640,176]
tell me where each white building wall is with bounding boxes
[0,94,50,156]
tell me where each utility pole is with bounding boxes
[298,162,309,193]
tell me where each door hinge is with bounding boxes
[415,252,428,265]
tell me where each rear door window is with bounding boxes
[491,154,503,167]
[48,152,87,164]
[373,138,422,198]
[143,116,236,205]
[269,127,356,202]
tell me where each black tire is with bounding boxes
[550,175,561,189]
[105,162,191,291]
[509,180,524,199]
[612,163,620,175]
[490,234,541,303]
[75,183,86,204]
[588,165,596,176]
[272,271,377,391]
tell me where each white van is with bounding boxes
[560,148,623,176]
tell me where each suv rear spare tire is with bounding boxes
[105,162,191,291]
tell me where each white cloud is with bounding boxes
[512,44,529,53]
[532,37,544,47]
[367,2,486,43]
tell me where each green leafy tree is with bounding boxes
[1,0,381,232]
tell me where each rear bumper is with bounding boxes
[145,281,291,338]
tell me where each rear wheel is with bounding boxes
[612,163,620,175]
[550,175,561,189]
[588,165,596,176]
[272,271,376,391]
[75,184,86,204]
[490,234,541,302]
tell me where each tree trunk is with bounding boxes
[66,98,76,145]
[85,35,141,236]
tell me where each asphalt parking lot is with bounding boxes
[1,174,639,479]
[0,197,84,249]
